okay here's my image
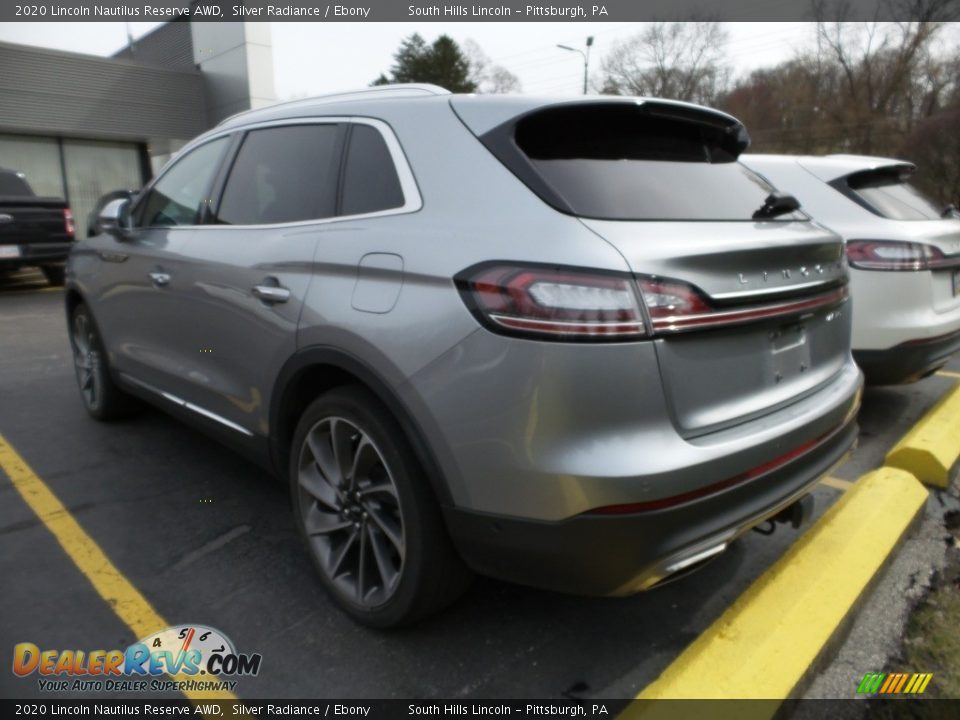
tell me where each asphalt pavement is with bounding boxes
[1,268,956,700]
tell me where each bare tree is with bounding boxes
[719,2,960,203]
[814,21,945,149]
[599,21,731,105]
[901,105,960,207]
[463,39,522,94]
[722,60,830,154]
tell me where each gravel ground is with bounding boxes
[801,471,960,707]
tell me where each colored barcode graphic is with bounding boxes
[857,672,934,694]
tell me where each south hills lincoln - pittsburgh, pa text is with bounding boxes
[408,5,610,18]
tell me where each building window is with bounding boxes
[0,134,65,200]
[0,133,147,240]
[63,139,144,239]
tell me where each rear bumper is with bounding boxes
[854,328,960,385]
[849,267,960,352]
[445,417,858,596]
[0,242,72,268]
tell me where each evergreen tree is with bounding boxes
[372,33,477,93]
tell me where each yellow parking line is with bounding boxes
[936,370,960,380]
[0,286,62,295]
[626,467,927,709]
[820,475,854,491]
[0,433,237,702]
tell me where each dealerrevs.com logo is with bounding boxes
[12,625,261,693]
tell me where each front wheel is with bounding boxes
[290,386,471,627]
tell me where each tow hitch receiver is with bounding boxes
[753,493,816,535]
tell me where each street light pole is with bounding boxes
[584,36,593,95]
[557,36,594,95]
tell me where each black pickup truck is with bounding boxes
[0,167,74,285]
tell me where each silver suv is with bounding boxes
[66,85,863,627]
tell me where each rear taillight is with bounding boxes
[638,277,848,334]
[64,208,75,237]
[635,277,711,332]
[457,263,849,341]
[846,240,960,271]
[457,265,647,340]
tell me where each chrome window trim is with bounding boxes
[137,116,422,233]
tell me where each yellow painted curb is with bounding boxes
[626,467,927,712]
[886,382,960,489]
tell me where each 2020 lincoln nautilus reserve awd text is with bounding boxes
[66,85,863,627]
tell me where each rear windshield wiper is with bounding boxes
[753,192,801,220]
[942,204,959,219]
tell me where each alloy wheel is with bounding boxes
[297,417,405,607]
[72,313,99,409]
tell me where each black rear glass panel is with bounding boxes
[0,170,34,196]
[846,169,944,221]
[512,105,794,221]
[341,125,404,216]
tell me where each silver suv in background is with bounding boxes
[67,86,862,627]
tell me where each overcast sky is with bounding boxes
[1,21,957,98]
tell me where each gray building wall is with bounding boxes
[0,19,277,222]
[191,22,276,123]
[112,20,196,71]
[112,20,278,128]
[0,21,277,246]
[0,41,209,142]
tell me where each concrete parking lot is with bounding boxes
[1,268,957,700]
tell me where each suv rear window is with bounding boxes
[499,104,791,221]
[844,168,945,221]
[0,170,34,196]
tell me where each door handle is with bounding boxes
[252,284,291,303]
[148,272,171,287]
[98,250,128,263]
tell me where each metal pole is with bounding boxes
[584,36,594,95]
[557,41,591,96]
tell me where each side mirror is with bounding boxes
[97,198,132,239]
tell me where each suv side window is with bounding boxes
[215,124,340,225]
[341,124,405,216]
[134,137,228,228]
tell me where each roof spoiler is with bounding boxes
[844,163,917,189]
[452,96,750,157]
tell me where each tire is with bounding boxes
[69,303,137,420]
[289,385,471,628]
[41,265,66,286]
